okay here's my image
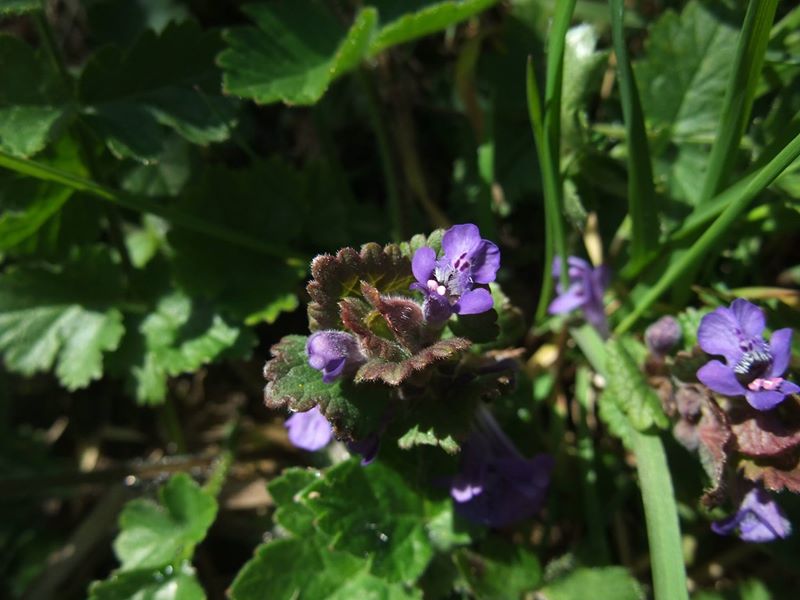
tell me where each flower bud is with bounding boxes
[645,316,682,356]
[306,330,364,383]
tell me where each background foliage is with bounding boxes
[1,0,799,598]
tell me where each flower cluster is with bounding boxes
[548,256,609,337]
[696,299,797,411]
[689,298,798,542]
[276,224,551,528]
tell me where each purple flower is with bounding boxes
[450,406,553,528]
[285,406,333,451]
[285,406,380,464]
[696,299,798,411]
[411,223,500,323]
[645,315,682,356]
[548,256,609,337]
[306,330,364,383]
[712,487,791,542]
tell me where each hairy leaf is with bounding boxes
[0,247,125,389]
[307,242,414,331]
[263,335,388,440]
[113,473,217,571]
[355,337,471,386]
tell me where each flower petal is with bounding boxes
[697,360,745,396]
[442,223,481,260]
[697,308,743,364]
[745,389,786,411]
[548,285,585,315]
[769,328,793,377]
[470,240,501,284]
[423,293,453,323]
[285,407,333,451]
[412,246,436,284]
[779,379,800,396]
[456,288,493,315]
[731,298,766,339]
[737,488,792,542]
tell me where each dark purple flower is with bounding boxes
[411,223,500,323]
[712,487,791,542]
[450,406,553,528]
[347,433,380,466]
[548,256,609,337]
[696,299,798,411]
[645,315,682,356]
[306,330,364,383]
[285,406,333,451]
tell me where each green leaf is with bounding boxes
[367,0,497,56]
[121,136,191,197]
[0,247,125,389]
[78,20,236,161]
[88,562,205,600]
[299,460,441,584]
[0,35,70,157]
[219,0,497,106]
[168,161,305,324]
[635,1,738,141]
[0,171,72,250]
[230,537,420,600]
[604,338,668,431]
[263,335,389,440]
[455,537,542,600]
[268,467,320,536]
[610,0,658,261]
[220,1,377,106]
[539,567,643,600]
[113,473,217,571]
[129,291,256,405]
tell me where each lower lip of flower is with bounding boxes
[747,377,784,392]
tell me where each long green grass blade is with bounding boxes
[0,150,307,266]
[699,0,778,204]
[609,0,658,263]
[571,324,688,600]
[531,0,576,321]
[616,129,800,333]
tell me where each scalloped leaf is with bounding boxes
[113,473,217,571]
[355,337,471,386]
[78,20,236,161]
[0,247,125,390]
[263,335,388,440]
[88,562,204,600]
[307,243,414,331]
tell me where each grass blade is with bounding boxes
[699,0,778,203]
[571,325,688,600]
[616,129,800,333]
[0,149,307,266]
[609,0,658,264]
[531,0,576,321]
